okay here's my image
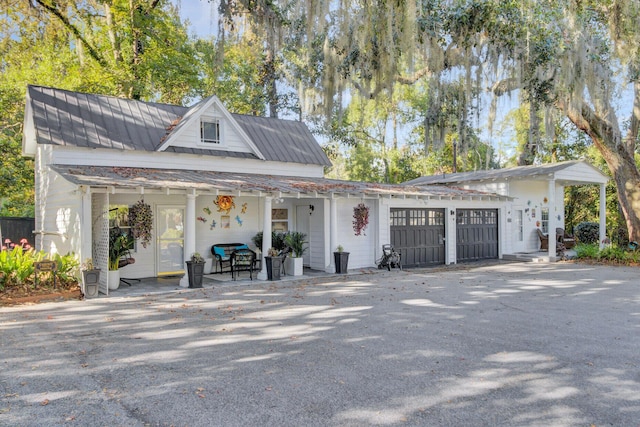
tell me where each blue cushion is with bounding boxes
[213,246,226,258]
[235,244,249,250]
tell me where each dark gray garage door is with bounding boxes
[390,208,445,267]
[456,209,498,262]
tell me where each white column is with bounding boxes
[599,183,607,247]
[327,197,338,272]
[547,180,556,260]
[179,192,196,288]
[80,187,92,264]
[258,196,273,280]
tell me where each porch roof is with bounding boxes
[405,160,609,187]
[51,165,511,201]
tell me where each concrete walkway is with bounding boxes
[1,261,638,426]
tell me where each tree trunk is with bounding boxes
[562,99,640,242]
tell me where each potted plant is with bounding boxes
[284,231,307,276]
[185,252,205,288]
[81,258,100,298]
[108,228,134,290]
[265,247,283,280]
[334,245,349,274]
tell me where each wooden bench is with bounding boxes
[210,243,246,274]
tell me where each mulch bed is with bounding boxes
[0,283,83,306]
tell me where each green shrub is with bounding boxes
[574,222,600,244]
[597,245,627,262]
[0,249,79,291]
[574,243,600,259]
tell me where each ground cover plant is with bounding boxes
[0,242,80,305]
[574,243,640,266]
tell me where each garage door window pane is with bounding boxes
[409,210,426,226]
[429,210,444,226]
[391,210,405,226]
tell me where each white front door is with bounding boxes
[296,205,311,266]
[156,205,185,276]
[513,207,525,253]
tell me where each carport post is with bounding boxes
[327,197,338,273]
[599,183,607,247]
[180,192,196,287]
[547,179,557,260]
[257,196,273,280]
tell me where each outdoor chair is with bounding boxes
[556,228,576,249]
[231,248,256,280]
[278,247,291,275]
[536,228,549,250]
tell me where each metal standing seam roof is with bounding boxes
[27,85,332,166]
[50,165,510,200]
[405,160,598,185]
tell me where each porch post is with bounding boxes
[327,197,338,272]
[80,187,92,264]
[599,183,607,247]
[547,179,557,260]
[257,196,273,280]
[179,192,197,288]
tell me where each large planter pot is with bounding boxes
[108,269,120,290]
[82,269,101,298]
[186,261,205,288]
[265,256,283,281]
[286,257,304,276]
[334,252,350,274]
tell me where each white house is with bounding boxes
[23,85,605,295]
[406,161,610,259]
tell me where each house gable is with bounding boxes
[156,95,266,160]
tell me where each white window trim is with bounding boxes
[199,118,223,146]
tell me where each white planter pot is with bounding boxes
[286,257,304,276]
[108,270,120,290]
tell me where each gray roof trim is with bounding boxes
[405,160,608,185]
[51,165,511,200]
[25,85,331,166]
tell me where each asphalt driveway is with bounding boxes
[1,261,639,426]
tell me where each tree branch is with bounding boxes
[625,80,640,155]
[35,0,108,67]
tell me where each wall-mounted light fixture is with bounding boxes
[309,204,315,215]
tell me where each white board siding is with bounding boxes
[36,168,83,255]
[49,145,325,178]
[170,114,253,154]
[336,199,376,269]
[555,162,609,184]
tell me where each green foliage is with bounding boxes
[574,222,600,244]
[284,231,307,257]
[272,232,287,252]
[0,248,78,290]
[575,243,640,265]
[597,245,627,262]
[252,231,288,251]
[574,243,600,259]
[109,228,134,271]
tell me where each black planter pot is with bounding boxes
[265,256,282,281]
[186,261,205,288]
[334,252,350,274]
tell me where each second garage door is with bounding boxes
[390,208,445,268]
[456,209,499,262]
